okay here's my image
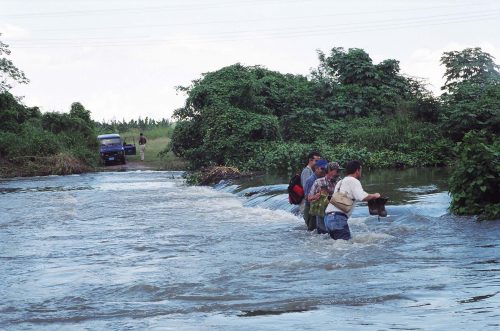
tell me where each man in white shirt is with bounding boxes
[324,160,380,240]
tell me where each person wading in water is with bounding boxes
[324,160,380,240]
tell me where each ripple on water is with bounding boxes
[1,170,500,330]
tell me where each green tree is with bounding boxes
[0,91,41,132]
[442,48,500,219]
[439,48,500,141]
[0,34,29,93]
[70,102,92,124]
[406,76,440,122]
[441,47,500,92]
[171,64,314,168]
[312,47,415,117]
[175,63,314,120]
[440,82,500,141]
[280,108,329,143]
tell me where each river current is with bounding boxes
[0,169,499,330]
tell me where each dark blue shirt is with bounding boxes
[304,173,319,205]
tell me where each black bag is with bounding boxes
[368,197,389,217]
[287,174,304,205]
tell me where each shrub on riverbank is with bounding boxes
[0,93,98,177]
[0,153,93,178]
[171,56,449,173]
[448,131,499,220]
[440,48,500,220]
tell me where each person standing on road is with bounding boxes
[139,132,147,161]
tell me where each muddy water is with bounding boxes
[1,169,499,330]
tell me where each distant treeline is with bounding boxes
[95,117,172,134]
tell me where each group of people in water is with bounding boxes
[300,152,381,240]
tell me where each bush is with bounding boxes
[281,108,330,143]
[0,94,98,169]
[448,130,499,220]
[0,124,62,157]
[320,143,371,167]
[252,142,313,173]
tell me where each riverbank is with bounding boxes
[0,157,186,179]
[0,154,93,178]
[185,166,264,185]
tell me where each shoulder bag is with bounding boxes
[329,179,354,214]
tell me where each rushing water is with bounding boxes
[1,169,499,330]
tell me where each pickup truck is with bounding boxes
[97,133,126,165]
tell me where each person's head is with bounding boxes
[307,151,321,167]
[140,133,143,136]
[345,160,363,179]
[314,159,328,176]
[326,162,343,178]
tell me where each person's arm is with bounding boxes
[307,181,321,201]
[362,193,381,201]
[303,175,315,199]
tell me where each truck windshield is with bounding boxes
[100,138,121,146]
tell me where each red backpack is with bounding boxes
[288,174,304,204]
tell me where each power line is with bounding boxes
[7,11,499,48]
[5,5,495,34]
[0,0,312,18]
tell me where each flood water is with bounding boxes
[1,168,499,330]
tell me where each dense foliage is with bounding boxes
[0,94,98,166]
[448,131,499,220]
[439,48,500,142]
[441,48,500,219]
[171,49,449,173]
[1,36,98,174]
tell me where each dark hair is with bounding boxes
[307,151,321,161]
[140,133,143,136]
[345,160,362,175]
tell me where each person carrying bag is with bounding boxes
[330,180,354,214]
[324,160,381,240]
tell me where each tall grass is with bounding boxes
[119,124,175,142]
[118,123,187,170]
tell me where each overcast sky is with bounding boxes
[1,0,499,122]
